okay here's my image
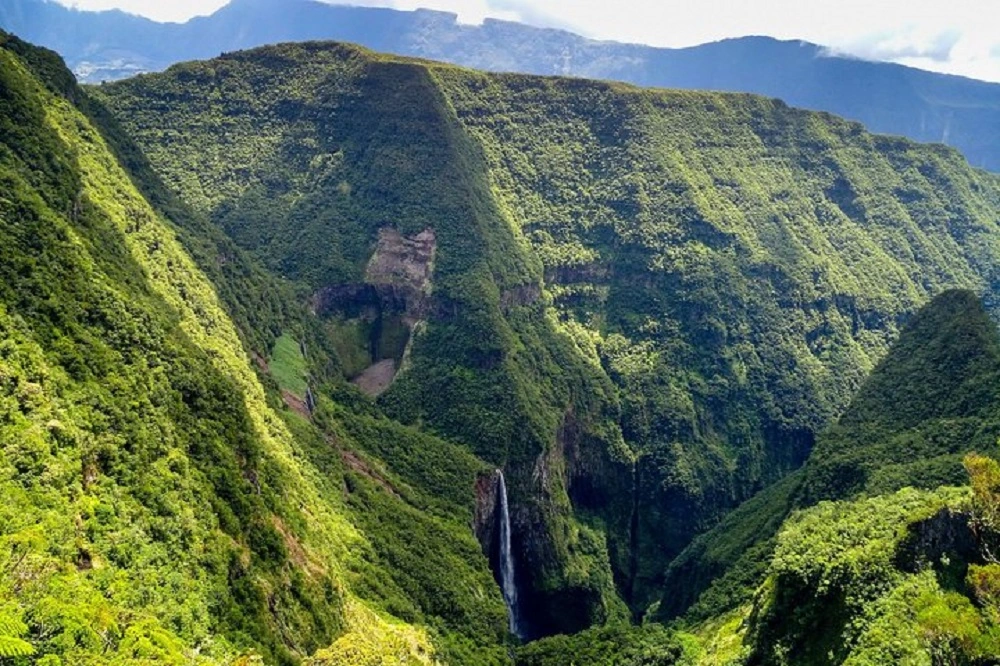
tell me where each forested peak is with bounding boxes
[839,288,1000,431]
[0,28,78,97]
[801,289,1000,505]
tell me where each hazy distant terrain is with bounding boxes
[3,0,1000,171]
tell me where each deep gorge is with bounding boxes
[2,27,1000,665]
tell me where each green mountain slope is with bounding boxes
[523,290,1000,664]
[0,32,513,665]
[803,289,1000,502]
[94,41,1000,625]
[94,42,632,638]
[659,289,1000,627]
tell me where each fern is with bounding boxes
[0,611,33,659]
[0,635,33,658]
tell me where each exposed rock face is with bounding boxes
[314,228,437,396]
[500,284,541,311]
[311,283,385,319]
[351,358,397,397]
[474,469,502,557]
[364,227,436,324]
[896,507,979,573]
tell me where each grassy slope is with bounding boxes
[270,334,308,397]
[94,41,1000,624]
[0,33,511,665]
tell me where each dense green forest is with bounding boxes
[96,39,1000,623]
[4,30,1000,665]
[0,32,512,665]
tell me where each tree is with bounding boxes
[964,453,1000,563]
[0,608,34,659]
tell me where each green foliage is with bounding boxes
[740,475,1000,666]
[0,33,512,665]
[430,64,1000,606]
[747,488,967,665]
[803,290,1000,504]
[658,472,803,623]
[515,624,698,666]
[662,290,1000,625]
[62,33,1000,656]
[270,334,308,397]
[0,606,34,658]
[294,401,511,665]
[965,453,1000,563]
[96,42,630,634]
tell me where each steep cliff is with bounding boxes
[0,32,511,665]
[95,41,1000,625]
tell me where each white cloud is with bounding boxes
[52,0,1000,81]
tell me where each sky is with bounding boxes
[55,0,1000,82]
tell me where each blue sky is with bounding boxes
[55,0,1000,82]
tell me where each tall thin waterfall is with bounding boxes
[497,471,523,639]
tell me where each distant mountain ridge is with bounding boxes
[5,26,1000,664]
[2,0,1000,171]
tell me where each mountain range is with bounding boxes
[2,0,1000,172]
[3,19,1000,666]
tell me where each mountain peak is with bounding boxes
[804,289,1000,502]
[843,289,1000,429]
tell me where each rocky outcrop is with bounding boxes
[364,227,436,324]
[500,284,541,311]
[351,358,398,397]
[896,507,979,573]
[313,228,437,396]
[474,469,502,557]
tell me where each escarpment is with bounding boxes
[94,40,1000,637]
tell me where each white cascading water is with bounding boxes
[497,471,523,639]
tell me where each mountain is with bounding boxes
[94,38,1000,628]
[526,290,1000,664]
[3,0,1000,172]
[657,289,1000,625]
[6,27,1000,664]
[0,31,514,665]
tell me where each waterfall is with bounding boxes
[497,471,523,639]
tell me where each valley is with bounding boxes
[1,23,1000,666]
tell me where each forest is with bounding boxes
[1,29,1000,665]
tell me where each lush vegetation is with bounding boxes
[0,32,512,665]
[659,289,1000,626]
[8,28,1000,664]
[270,334,308,397]
[94,42,633,638]
[744,479,1000,666]
[95,40,1000,633]
[433,67,1000,608]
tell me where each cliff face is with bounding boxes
[0,32,514,665]
[95,41,1000,628]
